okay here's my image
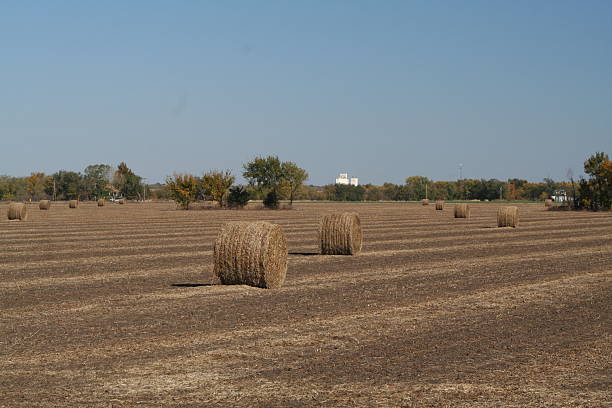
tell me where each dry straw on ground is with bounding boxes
[213,221,288,289]
[422,199,430,206]
[69,200,78,208]
[454,203,470,218]
[39,200,51,210]
[498,206,519,228]
[7,202,28,220]
[97,199,105,207]
[435,200,444,210]
[545,199,553,207]
[320,212,362,255]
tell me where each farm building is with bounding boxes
[335,173,359,186]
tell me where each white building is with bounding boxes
[552,190,568,203]
[335,173,359,186]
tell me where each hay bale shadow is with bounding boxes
[288,251,319,256]
[171,283,214,287]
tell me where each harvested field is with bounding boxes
[1,201,611,407]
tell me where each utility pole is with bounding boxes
[499,186,503,201]
[142,178,147,202]
[53,179,56,201]
[425,183,428,200]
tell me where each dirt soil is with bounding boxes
[1,201,610,407]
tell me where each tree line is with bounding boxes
[0,162,147,201]
[1,152,609,210]
[163,153,609,211]
[165,156,308,209]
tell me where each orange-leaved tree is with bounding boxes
[201,170,235,206]
[166,174,199,210]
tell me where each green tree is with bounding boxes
[0,176,24,200]
[114,162,145,200]
[405,176,432,200]
[48,171,83,200]
[280,161,308,205]
[166,174,199,210]
[201,170,235,206]
[243,156,284,194]
[84,164,113,199]
[579,152,611,210]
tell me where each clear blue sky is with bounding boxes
[1,1,610,184]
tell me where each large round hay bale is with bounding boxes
[119,198,126,205]
[97,199,105,207]
[7,202,28,220]
[39,200,51,210]
[320,212,362,255]
[497,206,519,228]
[422,199,430,206]
[545,199,553,207]
[69,200,78,208]
[213,221,287,289]
[435,200,444,210]
[454,203,470,218]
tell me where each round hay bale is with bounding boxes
[320,212,362,255]
[213,221,287,289]
[422,199,430,206]
[8,202,28,220]
[545,199,553,207]
[39,200,51,210]
[454,203,470,218]
[97,199,105,207]
[69,200,78,209]
[435,200,444,210]
[497,206,519,228]
[119,198,126,205]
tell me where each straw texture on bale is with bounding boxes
[8,202,28,220]
[454,203,470,218]
[69,200,78,208]
[435,200,444,210]
[497,206,519,228]
[422,199,430,206]
[39,200,51,210]
[320,212,362,255]
[545,199,553,207]
[213,221,287,289]
[97,199,105,207]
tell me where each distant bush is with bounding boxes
[547,203,571,211]
[227,186,250,209]
[332,184,365,201]
[263,190,280,209]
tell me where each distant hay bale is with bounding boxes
[454,203,470,218]
[7,202,28,221]
[39,200,51,210]
[422,199,430,206]
[69,200,78,208]
[213,221,287,289]
[97,199,105,207]
[119,198,126,205]
[545,199,553,207]
[497,206,519,228]
[435,200,444,210]
[320,212,362,255]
